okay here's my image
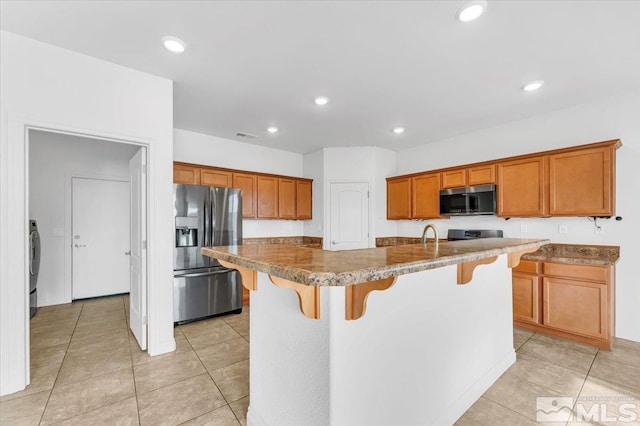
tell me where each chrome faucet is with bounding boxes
[421,223,439,245]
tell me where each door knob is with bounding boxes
[125,250,132,256]
[331,241,338,244]
[74,244,86,248]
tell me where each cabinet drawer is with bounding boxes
[543,262,609,283]
[513,260,540,274]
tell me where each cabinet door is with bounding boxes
[497,157,547,217]
[296,180,312,220]
[257,176,278,218]
[173,164,200,185]
[549,146,614,216]
[441,169,466,189]
[278,178,297,219]
[512,273,542,324]
[543,277,608,339]
[412,173,441,219]
[468,164,496,185]
[201,169,232,187]
[387,177,411,219]
[233,173,257,218]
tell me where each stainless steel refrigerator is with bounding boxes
[173,184,243,323]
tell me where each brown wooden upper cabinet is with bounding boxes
[257,176,279,219]
[296,180,313,220]
[173,163,201,185]
[548,146,615,216]
[497,156,547,217]
[441,169,466,189]
[278,178,297,219]
[233,173,257,218]
[386,139,619,220]
[467,164,496,186]
[441,165,496,189]
[173,162,313,220]
[412,173,441,219]
[386,177,411,219]
[201,169,232,187]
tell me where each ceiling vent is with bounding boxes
[235,132,257,139]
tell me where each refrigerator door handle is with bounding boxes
[203,196,209,247]
[175,270,231,278]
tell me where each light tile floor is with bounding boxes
[1,295,249,426]
[2,295,639,425]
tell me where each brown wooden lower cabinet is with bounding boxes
[512,260,614,349]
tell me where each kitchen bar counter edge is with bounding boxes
[201,237,549,287]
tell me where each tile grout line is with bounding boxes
[123,295,143,426]
[185,314,249,425]
[37,300,85,426]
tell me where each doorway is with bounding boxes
[28,130,148,352]
[72,177,130,299]
[328,182,370,250]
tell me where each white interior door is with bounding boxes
[72,177,130,299]
[329,182,370,251]
[129,148,147,350]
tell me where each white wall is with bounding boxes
[0,31,175,395]
[174,128,305,237]
[320,147,397,248]
[394,90,640,342]
[303,149,325,237]
[29,131,139,306]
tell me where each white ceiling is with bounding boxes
[2,1,640,154]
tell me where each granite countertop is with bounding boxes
[521,243,620,266]
[202,238,549,287]
[243,236,322,248]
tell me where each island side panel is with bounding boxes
[329,255,515,425]
[247,272,331,426]
[246,256,515,426]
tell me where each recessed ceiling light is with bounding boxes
[456,0,487,23]
[267,126,279,134]
[393,127,405,134]
[522,80,544,92]
[314,96,329,106]
[162,36,186,53]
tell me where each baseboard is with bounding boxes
[431,349,516,425]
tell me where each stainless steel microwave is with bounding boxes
[439,184,497,216]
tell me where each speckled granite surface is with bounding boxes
[522,243,619,265]
[242,236,322,248]
[202,238,549,286]
[375,237,423,247]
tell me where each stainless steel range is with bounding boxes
[447,229,503,241]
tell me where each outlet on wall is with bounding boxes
[520,224,528,233]
[595,226,605,235]
[558,225,568,234]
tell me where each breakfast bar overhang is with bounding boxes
[202,238,548,426]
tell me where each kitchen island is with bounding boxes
[202,238,548,426]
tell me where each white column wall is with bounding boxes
[0,31,174,395]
